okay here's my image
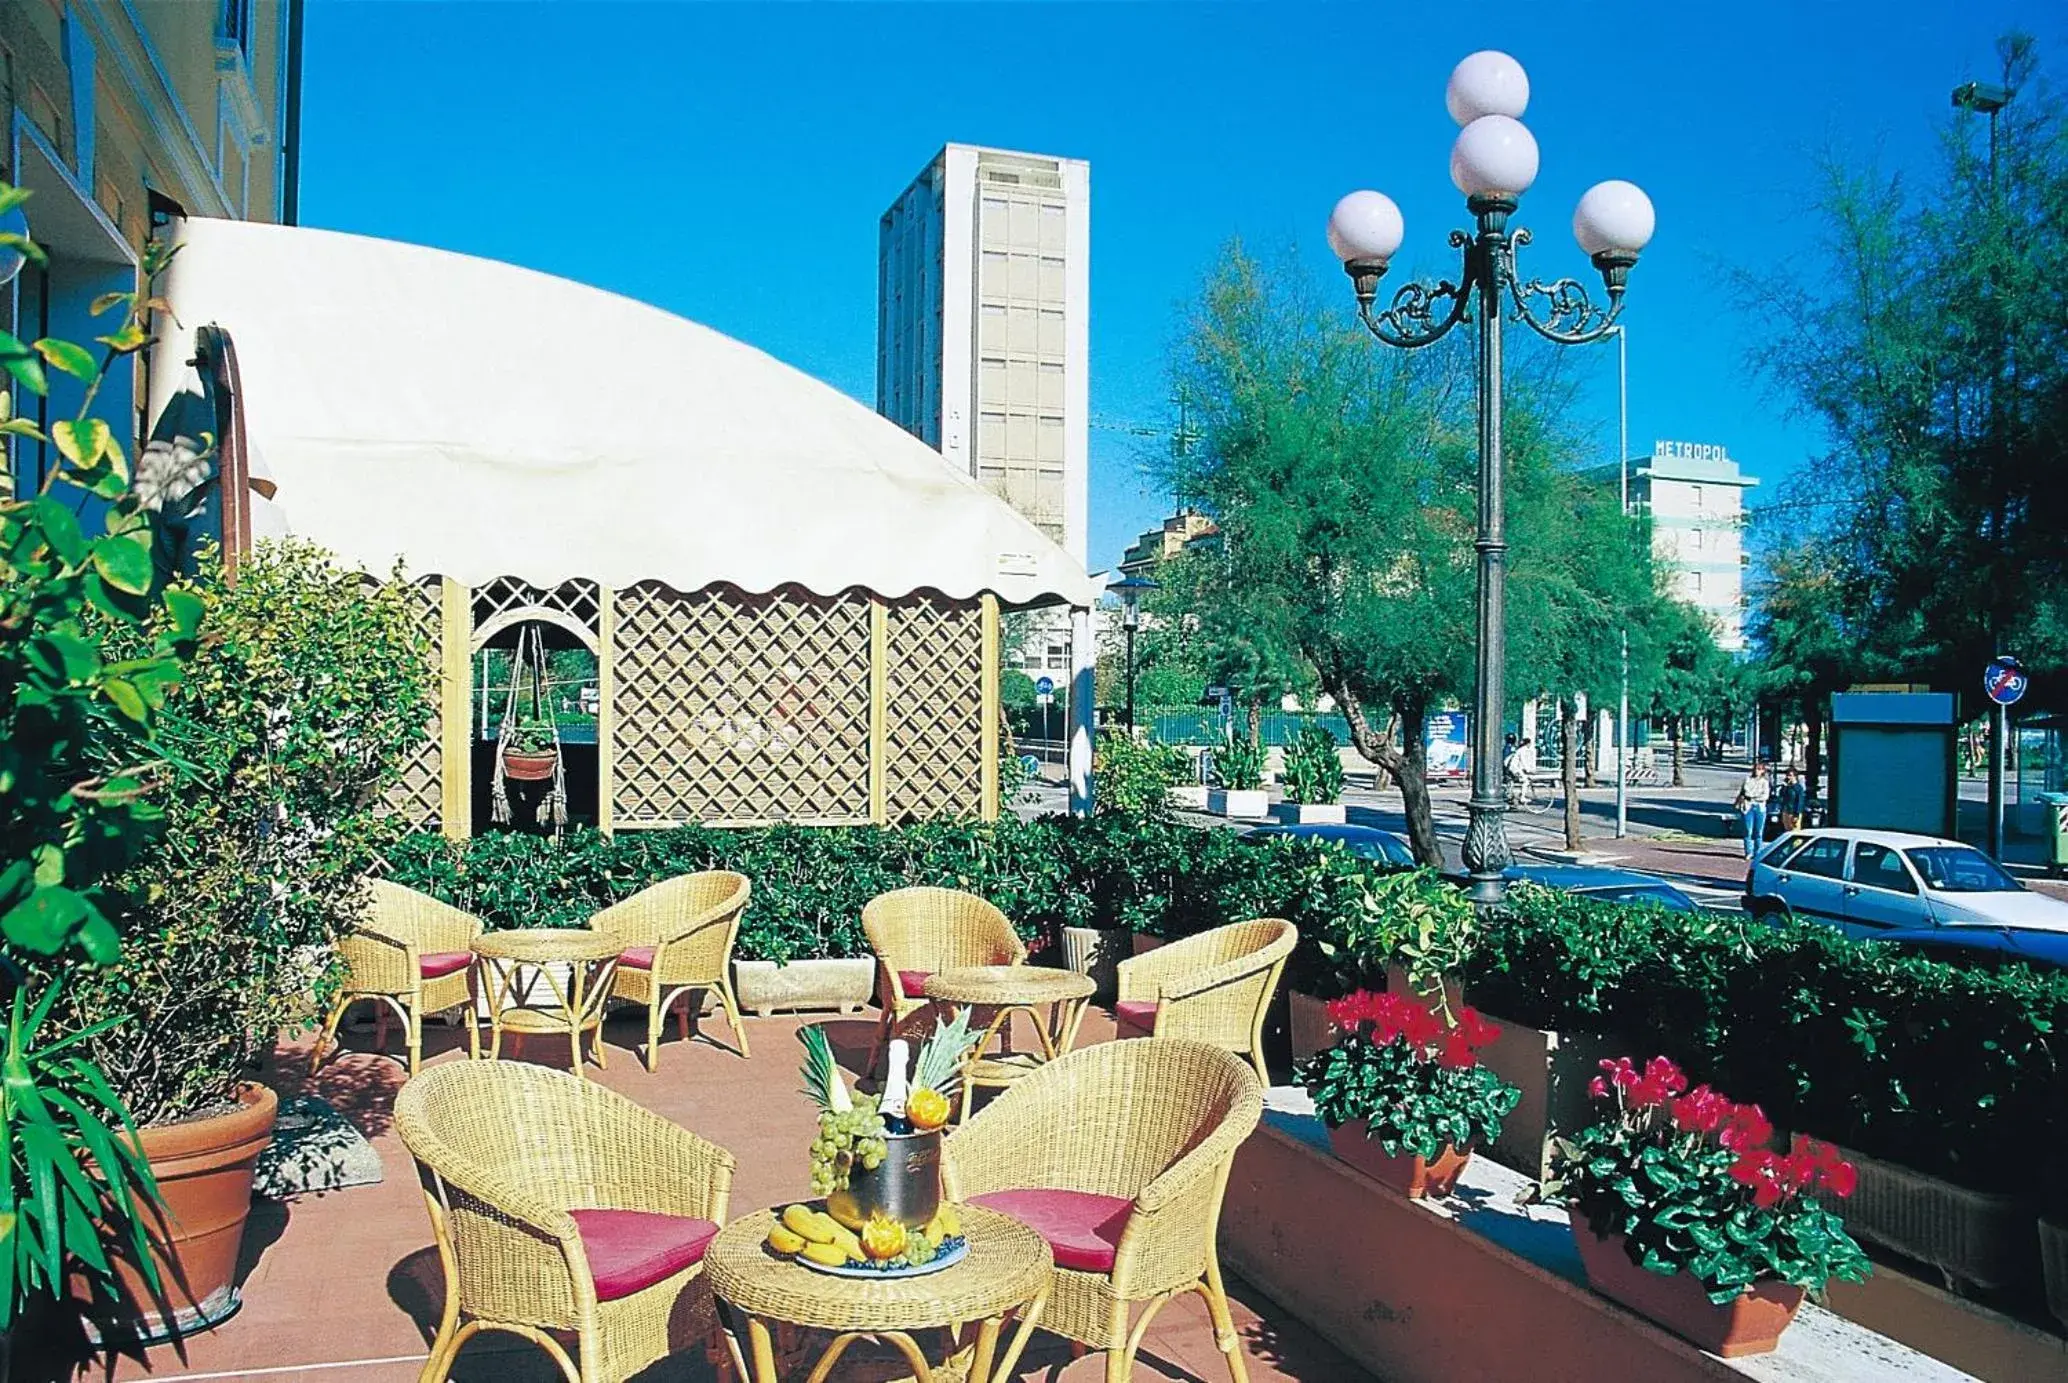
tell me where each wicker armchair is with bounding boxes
[1113,919,1297,1083]
[862,886,1026,1054]
[941,1038,1264,1383]
[311,879,483,1075]
[589,871,752,1069]
[396,1061,737,1383]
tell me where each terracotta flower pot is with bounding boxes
[1328,1121,1470,1198]
[501,747,559,781]
[98,1082,279,1342]
[1568,1209,1804,1358]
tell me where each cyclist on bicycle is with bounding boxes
[1503,737,1534,804]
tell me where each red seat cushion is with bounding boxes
[969,1188,1133,1273]
[569,1209,720,1301]
[1113,999,1160,1035]
[898,970,932,999]
[418,951,473,980]
[618,946,656,970]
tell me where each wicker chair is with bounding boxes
[941,1038,1264,1383]
[396,1061,737,1383]
[862,886,1026,1054]
[1113,919,1297,1083]
[589,871,752,1069]
[311,879,483,1076]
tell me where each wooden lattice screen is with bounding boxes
[883,594,986,821]
[379,577,445,829]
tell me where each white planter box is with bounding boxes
[1273,802,1346,825]
[1166,784,1211,811]
[1209,788,1271,819]
[734,957,875,1018]
[1061,925,1124,998]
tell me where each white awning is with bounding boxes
[147,219,1099,608]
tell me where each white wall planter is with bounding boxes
[1209,788,1270,819]
[1167,784,1210,811]
[1803,1136,2038,1295]
[733,957,875,1018]
[1274,802,1346,825]
[1060,925,1125,999]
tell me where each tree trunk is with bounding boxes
[1333,682,1444,868]
[1561,697,1582,851]
[1245,701,1262,748]
[1582,712,1596,789]
[1670,717,1686,788]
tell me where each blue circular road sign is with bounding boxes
[1984,656,2028,707]
[1034,675,1055,697]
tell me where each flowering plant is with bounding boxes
[1296,989,1520,1160]
[1538,1056,1871,1304]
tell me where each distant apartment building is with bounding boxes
[1118,506,1219,577]
[1,0,303,497]
[1627,440,1758,650]
[877,143,1090,565]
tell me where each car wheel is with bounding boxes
[1749,895,1793,921]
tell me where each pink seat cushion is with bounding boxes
[418,951,473,980]
[569,1208,721,1301]
[1113,999,1159,1035]
[969,1188,1133,1273]
[898,970,932,999]
[618,946,656,970]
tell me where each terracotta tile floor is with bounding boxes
[79,1003,1372,1383]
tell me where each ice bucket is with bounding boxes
[826,1129,942,1231]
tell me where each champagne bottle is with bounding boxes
[882,1038,914,1135]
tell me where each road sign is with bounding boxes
[1034,676,1054,696]
[1984,656,2028,708]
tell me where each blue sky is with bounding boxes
[299,0,2066,572]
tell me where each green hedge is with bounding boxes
[382,815,1401,989]
[1467,884,2068,1194]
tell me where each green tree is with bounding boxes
[1741,34,2068,709]
[1646,603,1727,786]
[1748,536,1860,787]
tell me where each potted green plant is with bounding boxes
[1297,989,1518,1197]
[1276,723,1346,824]
[501,714,560,781]
[1207,731,1268,819]
[1537,1056,1871,1358]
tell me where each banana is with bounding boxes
[765,1225,806,1256]
[801,1240,851,1268]
[783,1205,835,1244]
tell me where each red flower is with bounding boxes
[1599,1057,1640,1090]
[1668,1084,1731,1135]
[1796,1139,1857,1198]
[1456,1006,1501,1051]
[1438,1031,1478,1069]
[1588,1075,1610,1100]
[1728,1150,1789,1209]
[1718,1103,1774,1153]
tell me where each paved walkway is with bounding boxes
[67,1006,1371,1383]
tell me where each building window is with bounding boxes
[1691,571,1706,597]
[1689,527,1704,551]
[1690,483,1705,509]
[220,0,254,54]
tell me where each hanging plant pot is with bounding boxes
[501,747,559,781]
[1568,1210,1804,1358]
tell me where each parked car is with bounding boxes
[1503,862,1698,912]
[1871,922,2068,976]
[1239,822,1416,867]
[1744,828,2068,936]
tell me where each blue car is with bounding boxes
[1503,862,1698,912]
[1239,823,1417,867]
[1870,923,2068,976]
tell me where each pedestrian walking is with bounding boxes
[1735,761,1771,859]
[1775,766,1806,835]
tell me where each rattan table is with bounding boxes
[923,965,1097,1123]
[706,1205,1051,1383]
[471,928,622,1076]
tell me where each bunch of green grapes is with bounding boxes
[808,1094,889,1196]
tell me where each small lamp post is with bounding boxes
[1327,49,1654,904]
[1108,572,1159,732]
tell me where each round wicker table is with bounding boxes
[706,1205,1051,1383]
[471,929,622,1076]
[923,965,1097,1123]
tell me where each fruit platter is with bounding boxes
[763,1201,969,1279]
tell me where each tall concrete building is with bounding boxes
[877,143,1089,565]
[2,0,303,498]
[1628,440,1759,651]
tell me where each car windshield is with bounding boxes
[1904,846,2020,894]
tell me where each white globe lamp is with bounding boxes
[1446,51,1530,125]
[1449,115,1539,200]
[1573,180,1656,259]
[1326,190,1405,266]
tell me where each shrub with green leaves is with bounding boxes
[1091,729,1189,817]
[1281,723,1345,805]
[1211,731,1265,792]
[1299,990,1520,1159]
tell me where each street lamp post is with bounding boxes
[1327,50,1654,905]
[1108,573,1159,732]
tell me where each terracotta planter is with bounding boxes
[1569,1210,1804,1358]
[1289,990,1333,1063]
[2041,1217,2068,1332]
[105,1083,279,1341]
[1797,1135,2036,1294]
[1328,1121,1470,1198]
[1130,931,1164,957]
[501,747,559,781]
